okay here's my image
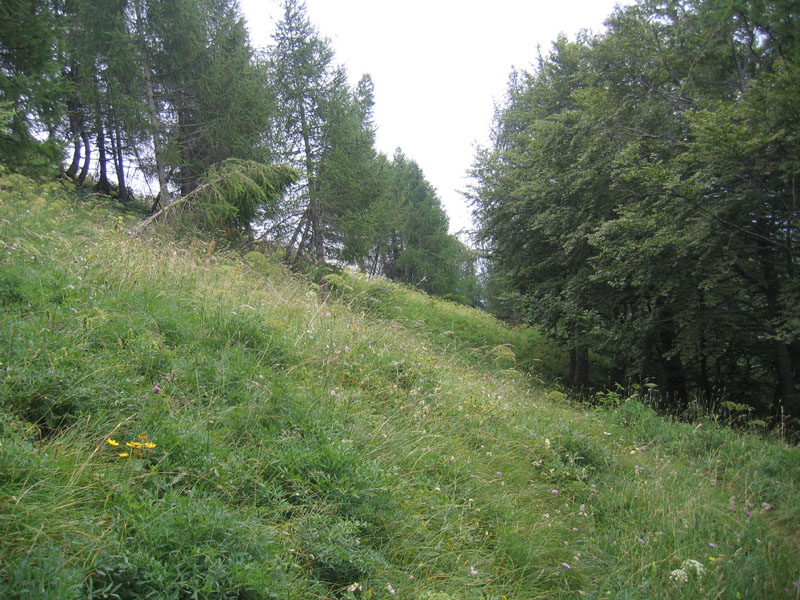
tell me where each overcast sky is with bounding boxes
[239,0,630,235]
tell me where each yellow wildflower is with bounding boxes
[106,439,119,446]
[125,442,142,449]
[118,452,129,458]
[144,442,156,449]
[138,434,148,439]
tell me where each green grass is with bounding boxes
[1,171,798,599]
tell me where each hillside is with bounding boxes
[1,174,799,599]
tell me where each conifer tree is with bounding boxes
[267,0,377,263]
[0,0,63,172]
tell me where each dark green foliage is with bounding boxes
[145,0,273,194]
[471,0,800,418]
[365,151,482,306]
[3,0,282,211]
[266,0,382,264]
[0,0,63,173]
[1,546,83,600]
[91,491,292,600]
[190,159,300,230]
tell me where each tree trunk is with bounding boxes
[567,348,576,387]
[110,116,129,202]
[66,132,81,180]
[656,314,687,405]
[95,115,112,195]
[134,0,170,212]
[775,342,799,418]
[77,128,90,184]
[285,210,309,262]
[65,111,81,179]
[294,215,312,264]
[309,200,324,262]
[177,99,199,196]
[369,244,381,277]
[298,97,324,262]
[566,345,590,388]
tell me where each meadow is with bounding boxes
[1,171,798,599]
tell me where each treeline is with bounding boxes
[471,0,799,418]
[0,0,480,305]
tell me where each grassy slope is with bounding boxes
[0,174,798,600]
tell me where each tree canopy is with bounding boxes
[0,0,479,305]
[471,0,800,417]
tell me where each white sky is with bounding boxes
[239,0,630,235]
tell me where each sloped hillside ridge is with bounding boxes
[1,174,798,599]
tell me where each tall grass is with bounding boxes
[1,172,798,599]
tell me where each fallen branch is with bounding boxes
[128,160,298,237]
[127,176,223,237]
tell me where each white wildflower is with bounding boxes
[386,582,395,595]
[681,559,705,577]
[670,559,704,584]
[346,582,362,593]
[669,569,688,584]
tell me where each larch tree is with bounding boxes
[266,0,378,263]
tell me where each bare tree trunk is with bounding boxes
[309,202,324,262]
[134,0,170,212]
[63,65,82,180]
[369,244,381,277]
[567,345,589,388]
[65,110,81,179]
[95,113,112,195]
[284,210,309,262]
[775,343,799,417]
[298,99,324,262]
[110,116,129,202]
[77,128,90,184]
[294,215,312,264]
